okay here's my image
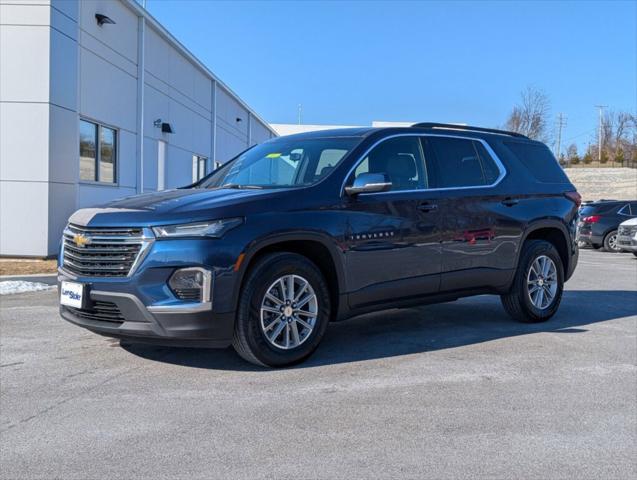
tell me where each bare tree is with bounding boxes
[566,143,579,166]
[505,86,551,142]
[596,111,637,165]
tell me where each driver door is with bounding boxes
[341,136,442,308]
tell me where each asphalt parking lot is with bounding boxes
[1,249,636,479]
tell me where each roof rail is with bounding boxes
[412,122,529,139]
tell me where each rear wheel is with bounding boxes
[501,240,564,323]
[232,253,331,367]
[603,230,620,252]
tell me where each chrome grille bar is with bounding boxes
[61,224,154,278]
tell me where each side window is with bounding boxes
[314,148,349,180]
[618,204,631,216]
[79,119,117,183]
[192,155,208,182]
[473,141,501,184]
[425,137,486,188]
[353,137,426,191]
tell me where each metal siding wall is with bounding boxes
[0,0,276,255]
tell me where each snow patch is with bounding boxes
[0,281,54,295]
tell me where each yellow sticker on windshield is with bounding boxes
[266,153,281,158]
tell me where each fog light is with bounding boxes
[168,267,211,303]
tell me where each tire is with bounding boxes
[633,252,637,258]
[603,230,620,252]
[501,240,564,323]
[232,252,331,367]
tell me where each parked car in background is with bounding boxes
[577,200,637,252]
[617,218,637,257]
[58,123,580,367]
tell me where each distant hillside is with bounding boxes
[564,168,637,201]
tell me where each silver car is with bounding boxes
[617,217,637,256]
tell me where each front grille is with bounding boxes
[62,224,152,277]
[66,301,125,323]
[618,226,637,236]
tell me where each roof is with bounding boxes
[271,124,535,142]
[269,127,377,140]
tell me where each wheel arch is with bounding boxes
[520,220,573,279]
[232,232,346,321]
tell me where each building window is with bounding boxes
[192,155,208,182]
[79,119,117,183]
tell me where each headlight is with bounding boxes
[152,218,243,238]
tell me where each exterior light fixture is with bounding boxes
[235,117,243,123]
[95,14,116,26]
[154,119,174,134]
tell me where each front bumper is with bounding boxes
[617,234,637,252]
[58,278,234,347]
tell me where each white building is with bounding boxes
[0,0,276,257]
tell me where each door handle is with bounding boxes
[501,198,519,207]
[418,203,438,212]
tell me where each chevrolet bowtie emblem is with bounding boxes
[73,233,91,247]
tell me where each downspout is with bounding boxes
[136,14,145,193]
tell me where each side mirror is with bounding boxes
[345,173,392,196]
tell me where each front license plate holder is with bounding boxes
[60,281,87,309]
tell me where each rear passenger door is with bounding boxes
[421,135,517,291]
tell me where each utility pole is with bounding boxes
[297,104,302,125]
[594,105,607,163]
[555,113,567,163]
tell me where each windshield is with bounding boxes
[198,137,360,189]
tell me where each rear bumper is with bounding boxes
[576,231,602,245]
[58,275,234,348]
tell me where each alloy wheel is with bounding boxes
[608,234,619,251]
[260,274,318,350]
[527,255,558,309]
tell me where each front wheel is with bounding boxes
[501,240,564,323]
[603,230,620,252]
[232,252,331,367]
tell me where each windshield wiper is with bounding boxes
[218,183,264,190]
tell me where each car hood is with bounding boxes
[68,187,288,227]
[619,217,637,227]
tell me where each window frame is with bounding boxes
[340,133,506,196]
[192,154,208,182]
[79,118,119,186]
[618,204,632,216]
[351,136,429,191]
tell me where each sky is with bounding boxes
[145,0,636,153]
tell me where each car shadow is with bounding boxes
[121,289,637,371]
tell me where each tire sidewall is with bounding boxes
[518,241,564,321]
[604,230,619,252]
[238,254,331,367]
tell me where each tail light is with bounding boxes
[565,191,582,207]
[582,215,601,223]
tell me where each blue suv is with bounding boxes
[59,123,580,366]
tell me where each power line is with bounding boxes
[563,127,596,142]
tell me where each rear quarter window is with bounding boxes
[504,141,570,183]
